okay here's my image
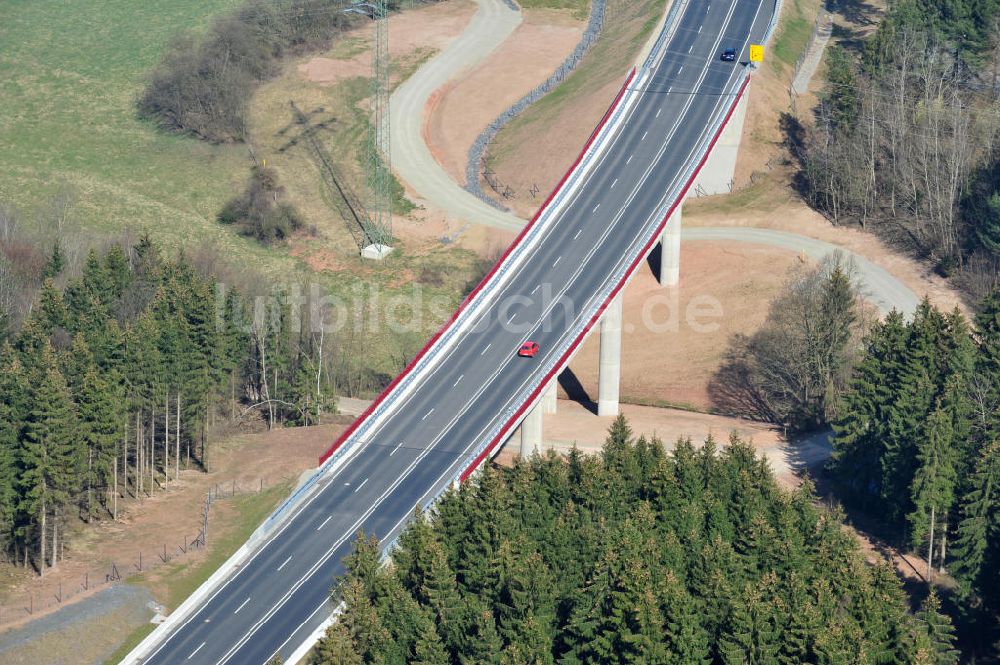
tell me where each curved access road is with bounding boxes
[127,1,778,663]
[683,227,919,315]
[391,0,919,315]
[390,0,524,231]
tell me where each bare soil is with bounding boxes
[562,240,805,410]
[299,1,478,87]
[423,8,585,185]
[484,0,668,218]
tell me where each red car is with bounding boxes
[518,341,540,358]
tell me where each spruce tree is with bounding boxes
[37,279,69,336]
[973,289,1000,440]
[311,620,362,665]
[951,440,1000,596]
[718,583,780,665]
[19,343,77,572]
[42,240,64,279]
[458,603,503,665]
[0,347,28,557]
[909,407,958,578]
[411,616,449,665]
[77,366,124,520]
[909,592,960,665]
[420,537,465,655]
[660,570,711,665]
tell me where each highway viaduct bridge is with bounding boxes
[124,0,779,662]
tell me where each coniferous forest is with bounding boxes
[314,418,961,665]
[0,236,331,574]
[831,293,1000,657]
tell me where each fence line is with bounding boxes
[789,5,833,104]
[464,0,609,207]
[0,479,265,628]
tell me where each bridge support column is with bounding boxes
[520,400,543,457]
[691,90,749,196]
[542,378,557,414]
[597,293,622,417]
[659,205,681,286]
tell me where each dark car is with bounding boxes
[721,48,737,62]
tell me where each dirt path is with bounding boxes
[388,0,935,317]
[683,228,919,315]
[424,7,585,185]
[390,0,525,231]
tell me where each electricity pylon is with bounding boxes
[348,0,392,255]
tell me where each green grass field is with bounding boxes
[519,0,593,21]
[0,0,492,381]
[771,0,820,72]
[0,1,273,253]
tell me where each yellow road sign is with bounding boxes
[749,44,764,62]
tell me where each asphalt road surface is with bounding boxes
[137,1,775,662]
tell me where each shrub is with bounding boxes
[219,166,303,243]
[138,0,357,143]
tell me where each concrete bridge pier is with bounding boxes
[520,399,543,457]
[690,90,748,196]
[597,292,623,417]
[542,378,558,414]
[659,205,682,286]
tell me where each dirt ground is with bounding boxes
[256,0,511,271]
[298,0,478,87]
[485,0,667,219]
[0,418,351,630]
[423,8,585,185]
[560,240,806,410]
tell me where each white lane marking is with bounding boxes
[531,284,540,295]
[390,441,404,456]
[219,425,444,664]
[480,343,492,355]
[316,516,332,531]
[626,154,633,165]
[699,24,702,32]
[354,478,369,493]
[277,555,292,571]
[656,109,661,118]
[210,3,756,659]
[592,203,600,213]
[188,642,206,659]
[507,312,516,324]
[552,256,562,268]
[574,229,582,240]
[453,374,465,387]
[255,10,757,663]
[611,178,618,188]
[688,44,693,53]
[234,597,251,614]
[678,66,684,74]
[259,76,733,655]
[668,86,673,93]
[641,131,648,141]
[422,408,435,420]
